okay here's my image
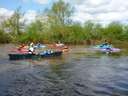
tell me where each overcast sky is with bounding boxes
[0,0,128,24]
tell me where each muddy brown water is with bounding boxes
[0,44,128,96]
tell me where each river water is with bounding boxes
[0,44,128,96]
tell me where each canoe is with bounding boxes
[11,49,29,54]
[8,53,35,60]
[8,51,62,60]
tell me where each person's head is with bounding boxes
[58,41,61,44]
[104,40,107,42]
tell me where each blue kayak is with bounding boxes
[94,44,112,49]
[93,44,120,53]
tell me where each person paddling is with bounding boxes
[28,42,35,54]
[103,40,113,52]
[102,40,109,46]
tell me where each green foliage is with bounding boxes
[1,8,24,43]
[0,29,11,43]
[18,20,43,43]
[103,22,123,40]
[67,24,84,44]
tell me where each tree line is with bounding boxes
[0,0,128,44]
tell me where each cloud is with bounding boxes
[0,8,14,23]
[21,0,49,4]
[0,8,14,18]
[34,0,49,4]
[0,8,37,24]
[21,10,37,24]
[69,0,128,24]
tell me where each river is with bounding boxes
[0,44,128,96]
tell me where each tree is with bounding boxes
[0,29,11,43]
[47,0,73,25]
[4,8,24,35]
[103,22,123,40]
[122,25,128,40]
[44,0,74,42]
[1,8,25,43]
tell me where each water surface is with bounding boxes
[0,44,128,96]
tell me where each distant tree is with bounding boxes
[68,23,84,44]
[91,23,103,40]
[83,21,94,40]
[83,21,103,45]
[45,0,74,42]
[122,25,128,40]
[103,22,123,40]
[4,8,23,33]
[19,20,42,42]
[47,0,73,25]
[0,29,11,43]
[2,8,25,42]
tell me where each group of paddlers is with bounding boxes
[17,42,69,54]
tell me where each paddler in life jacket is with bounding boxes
[100,40,109,47]
[28,42,35,54]
[102,40,112,51]
[102,40,109,46]
[56,41,64,47]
